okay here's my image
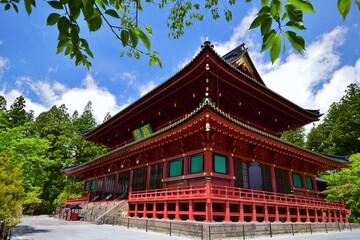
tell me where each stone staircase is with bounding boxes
[78,200,128,224]
[95,200,128,224]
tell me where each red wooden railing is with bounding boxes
[129,184,345,210]
[65,196,89,205]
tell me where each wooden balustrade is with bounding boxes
[129,184,345,210]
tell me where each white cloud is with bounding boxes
[0,88,47,115]
[3,74,124,124]
[112,71,137,85]
[139,80,157,96]
[213,8,258,56]
[261,27,347,113]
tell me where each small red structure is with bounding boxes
[64,41,349,223]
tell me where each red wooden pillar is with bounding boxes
[188,200,194,221]
[164,202,168,219]
[228,156,235,187]
[143,202,147,218]
[305,208,310,222]
[270,166,277,193]
[239,202,244,222]
[225,201,230,221]
[204,149,212,173]
[152,202,157,219]
[327,210,332,222]
[175,201,180,220]
[275,205,280,222]
[184,156,189,175]
[264,204,269,222]
[286,206,291,222]
[288,171,294,191]
[314,209,319,223]
[320,209,324,222]
[205,181,212,222]
[296,207,301,222]
[252,202,257,222]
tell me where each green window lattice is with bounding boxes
[168,159,183,177]
[213,154,227,174]
[292,173,303,188]
[90,179,96,190]
[190,154,204,174]
[306,176,313,190]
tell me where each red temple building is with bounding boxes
[64,41,349,223]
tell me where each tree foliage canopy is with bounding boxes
[1,0,359,68]
[306,84,360,156]
[322,153,360,222]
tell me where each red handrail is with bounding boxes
[129,184,345,210]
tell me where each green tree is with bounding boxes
[0,153,25,240]
[0,125,51,215]
[1,0,358,67]
[32,104,74,213]
[306,84,360,156]
[322,153,360,223]
[7,96,33,128]
[281,127,305,147]
[103,112,112,123]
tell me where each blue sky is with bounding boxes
[0,1,359,127]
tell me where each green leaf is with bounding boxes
[281,12,288,21]
[261,29,276,52]
[48,0,63,10]
[57,16,70,34]
[128,28,138,48]
[270,34,281,64]
[337,0,351,20]
[87,14,102,32]
[105,9,120,19]
[24,0,32,14]
[225,9,232,22]
[285,4,303,22]
[261,0,269,7]
[270,0,282,19]
[135,28,151,51]
[120,30,129,47]
[5,3,10,10]
[261,17,272,36]
[284,31,305,54]
[287,0,315,13]
[285,20,306,30]
[144,26,153,36]
[11,3,19,12]
[249,13,271,29]
[47,13,60,26]
[259,6,270,14]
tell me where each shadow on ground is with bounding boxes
[13,225,49,235]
